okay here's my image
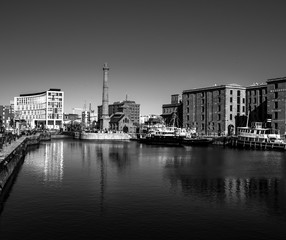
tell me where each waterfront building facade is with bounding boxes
[182,84,246,135]
[266,77,286,134]
[246,83,268,126]
[14,89,64,129]
[161,94,183,127]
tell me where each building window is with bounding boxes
[275,102,278,109]
[275,83,278,89]
[242,106,245,112]
[230,114,232,120]
[230,90,233,95]
[230,97,233,103]
[237,105,240,113]
[201,123,205,130]
[274,112,278,120]
[218,123,221,131]
[187,100,189,105]
[274,123,278,129]
[218,114,221,121]
[237,90,240,96]
[275,92,278,99]
[201,106,204,112]
[230,105,232,111]
[218,105,221,112]
[218,97,221,103]
[242,98,245,104]
[187,115,190,121]
[201,115,204,121]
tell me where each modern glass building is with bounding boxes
[14,89,64,129]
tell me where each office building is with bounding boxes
[14,89,64,129]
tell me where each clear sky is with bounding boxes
[1,0,286,115]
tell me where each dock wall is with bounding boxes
[0,134,41,195]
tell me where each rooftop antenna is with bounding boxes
[125,93,128,101]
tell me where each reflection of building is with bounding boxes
[44,142,64,182]
[182,84,246,135]
[267,77,286,134]
[161,94,183,127]
[14,88,64,129]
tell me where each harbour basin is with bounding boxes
[0,139,286,239]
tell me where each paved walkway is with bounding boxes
[0,137,26,161]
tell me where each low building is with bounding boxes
[109,112,135,133]
[182,84,246,135]
[14,89,64,129]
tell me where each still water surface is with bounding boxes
[1,139,286,239]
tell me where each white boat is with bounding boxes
[73,131,131,140]
[233,122,286,150]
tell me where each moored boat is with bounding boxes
[138,126,187,146]
[231,122,286,151]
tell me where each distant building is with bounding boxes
[14,89,64,129]
[0,104,13,128]
[98,100,140,126]
[161,94,183,127]
[182,84,246,135]
[266,77,286,134]
[64,113,79,122]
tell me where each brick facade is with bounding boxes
[182,84,246,135]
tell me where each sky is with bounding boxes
[0,0,286,115]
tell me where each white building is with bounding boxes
[14,89,64,130]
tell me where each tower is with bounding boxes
[100,63,110,130]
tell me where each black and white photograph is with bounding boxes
[1,0,286,239]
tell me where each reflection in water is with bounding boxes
[44,142,64,183]
[163,153,286,217]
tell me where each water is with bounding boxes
[1,139,286,239]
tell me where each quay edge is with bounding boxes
[0,134,43,195]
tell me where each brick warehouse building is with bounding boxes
[266,77,286,135]
[246,83,268,126]
[182,84,246,136]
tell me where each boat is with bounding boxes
[73,130,131,140]
[232,122,286,151]
[138,126,187,146]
